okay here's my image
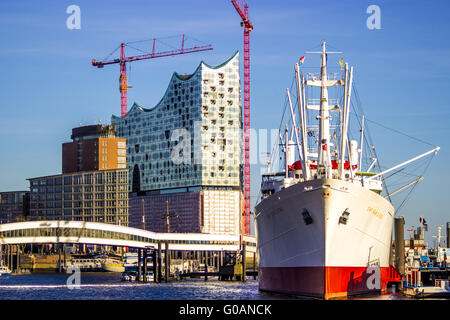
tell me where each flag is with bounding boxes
[299,56,305,65]
[339,58,344,70]
[420,217,428,231]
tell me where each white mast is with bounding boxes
[317,41,332,178]
[359,115,365,170]
[304,41,343,179]
[340,64,354,179]
[287,88,307,180]
[365,146,440,181]
[432,225,443,263]
[284,125,289,179]
[295,63,310,180]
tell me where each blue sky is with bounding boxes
[0,0,449,244]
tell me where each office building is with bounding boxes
[0,191,30,223]
[28,169,128,224]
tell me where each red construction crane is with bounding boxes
[231,0,253,236]
[92,35,213,117]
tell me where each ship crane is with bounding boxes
[92,35,213,117]
[231,0,253,236]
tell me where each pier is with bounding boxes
[0,220,257,282]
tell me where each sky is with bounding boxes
[0,0,449,244]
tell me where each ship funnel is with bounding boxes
[287,140,295,166]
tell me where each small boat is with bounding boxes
[67,258,102,271]
[101,258,125,273]
[407,280,450,299]
[0,266,11,278]
[121,271,136,282]
[121,270,153,282]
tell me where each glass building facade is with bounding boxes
[111,51,242,194]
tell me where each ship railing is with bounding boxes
[307,98,339,105]
[304,72,342,81]
[404,267,421,288]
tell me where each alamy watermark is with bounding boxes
[366,5,381,30]
[66,265,81,289]
[366,266,381,290]
[168,122,282,175]
[66,5,81,30]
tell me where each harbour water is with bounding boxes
[0,273,409,300]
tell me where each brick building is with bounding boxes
[62,124,126,173]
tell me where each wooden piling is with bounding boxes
[157,243,162,283]
[253,252,256,280]
[58,247,62,273]
[7,245,11,272]
[143,250,148,283]
[5,245,7,268]
[394,217,405,276]
[164,242,169,283]
[181,251,185,275]
[152,250,157,283]
[204,252,208,282]
[15,245,19,273]
[63,245,67,270]
[242,244,246,282]
[138,249,142,282]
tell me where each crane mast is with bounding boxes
[231,0,253,236]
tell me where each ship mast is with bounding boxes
[318,41,332,178]
[305,41,342,179]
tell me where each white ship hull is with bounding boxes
[255,178,395,299]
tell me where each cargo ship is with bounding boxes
[254,41,439,299]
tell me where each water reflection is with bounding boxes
[0,273,410,300]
